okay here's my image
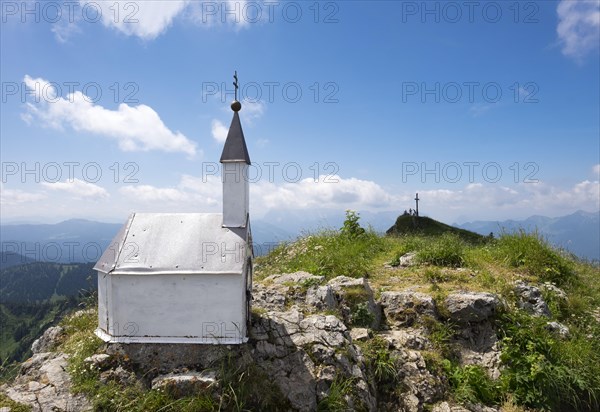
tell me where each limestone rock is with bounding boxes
[328,276,381,329]
[514,281,551,317]
[399,252,417,267]
[380,291,437,327]
[253,283,288,311]
[84,353,112,370]
[546,321,570,339]
[380,328,430,350]
[397,349,446,409]
[99,365,136,386]
[249,308,375,411]
[432,402,499,412]
[541,282,568,300]
[328,275,368,291]
[445,292,500,323]
[350,328,370,342]
[31,325,64,354]
[264,271,323,285]
[305,285,336,311]
[2,352,90,411]
[152,371,218,398]
[255,272,325,312]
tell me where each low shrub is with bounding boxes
[498,310,600,411]
[416,233,466,267]
[443,361,501,405]
[495,230,574,286]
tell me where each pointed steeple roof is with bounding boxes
[220,104,251,164]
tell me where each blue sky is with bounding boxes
[1,0,599,226]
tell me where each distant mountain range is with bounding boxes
[456,210,600,261]
[1,219,121,265]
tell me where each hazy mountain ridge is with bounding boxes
[457,210,600,261]
[0,261,95,303]
[1,219,121,264]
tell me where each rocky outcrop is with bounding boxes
[152,371,218,398]
[513,281,551,317]
[1,322,88,412]
[398,252,418,267]
[328,276,381,329]
[443,292,503,380]
[380,291,437,327]
[2,352,91,411]
[445,292,501,323]
[31,326,64,354]
[545,321,570,339]
[3,274,510,412]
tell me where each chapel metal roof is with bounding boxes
[94,212,249,275]
[219,110,251,164]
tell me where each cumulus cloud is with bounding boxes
[421,179,599,221]
[113,170,600,222]
[119,174,221,208]
[119,185,189,202]
[211,119,229,143]
[240,99,265,124]
[23,75,197,156]
[253,175,398,211]
[117,174,399,218]
[41,179,109,200]
[557,0,600,61]
[187,0,253,29]
[97,1,189,40]
[0,184,46,205]
[49,1,256,42]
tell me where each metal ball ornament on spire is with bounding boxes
[232,70,241,112]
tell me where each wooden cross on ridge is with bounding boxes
[414,193,420,217]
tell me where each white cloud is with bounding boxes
[41,179,109,200]
[3,165,599,224]
[119,185,188,202]
[51,17,82,43]
[23,75,198,156]
[0,184,46,205]
[421,179,600,221]
[468,103,494,117]
[50,0,256,42]
[95,0,190,40]
[116,174,398,217]
[593,164,600,177]
[256,138,269,147]
[253,175,398,211]
[557,0,600,61]
[187,0,252,29]
[119,174,221,207]
[241,99,265,123]
[211,119,228,143]
[110,173,600,222]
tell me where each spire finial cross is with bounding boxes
[233,71,239,101]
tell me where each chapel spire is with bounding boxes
[220,71,250,228]
[220,71,251,164]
